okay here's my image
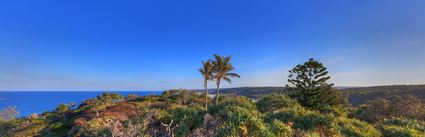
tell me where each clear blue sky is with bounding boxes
[0,0,424,91]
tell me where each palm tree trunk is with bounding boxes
[204,81,208,109]
[215,82,221,105]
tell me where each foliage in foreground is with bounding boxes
[376,118,425,137]
[0,91,424,137]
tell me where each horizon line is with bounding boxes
[1,84,424,92]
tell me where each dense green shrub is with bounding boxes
[265,107,335,131]
[173,106,206,137]
[256,94,301,113]
[336,117,382,137]
[265,105,384,137]
[269,119,293,137]
[377,118,425,137]
[210,96,273,137]
[379,126,422,137]
[320,105,348,117]
[56,103,69,118]
[266,107,382,137]
[216,107,272,137]
[0,118,48,137]
[382,118,425,131]
[209,96,257,114]
[156,109,174,125]
[161,89,204,106]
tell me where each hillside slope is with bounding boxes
[202,85,425,105]
[343,85,425,106]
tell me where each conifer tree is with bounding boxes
[286,58,339,109]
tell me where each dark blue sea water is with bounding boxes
[0,91,162,117]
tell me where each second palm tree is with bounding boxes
[199,60,213,109]
[211,54,240,105]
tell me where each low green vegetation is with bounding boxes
[1,90,424,137]
[376,118,425,137]
[0,57,424,137]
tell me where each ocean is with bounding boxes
[0,91,162,117]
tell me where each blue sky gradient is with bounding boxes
[0,0,424,90]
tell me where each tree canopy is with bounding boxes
[287,58,341,109]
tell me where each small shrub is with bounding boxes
[336,117,381,137]
[217,107,272,137]
[379,125,422,137]
[209,96,257,114]
[161,89,204,106]
[173,106,206,136]
[256,94,301,113]
[377,118,425,137]
[156,109,174,125]
[320,105,348,117]
[74,116,119,136]
[265,107,335,131]
[210,96,273,137]
[269,119,293,137]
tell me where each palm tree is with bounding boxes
[211,54,240,105]
[199,60,214,109]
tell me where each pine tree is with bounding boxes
[286,58,339,109]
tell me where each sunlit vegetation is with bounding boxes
[1,90,424,137]
[0,57,424,137]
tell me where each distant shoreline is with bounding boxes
[0,91,163,117]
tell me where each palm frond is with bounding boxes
[226,72,240,78]
[222,76,232,84]
[198,68,205,74]
[224,55,232,64]
[211,54,239,82]
[200,60,214,80]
